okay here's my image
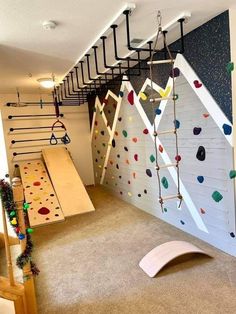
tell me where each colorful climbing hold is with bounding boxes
[143,128,149,135]
[175,155,181,162]
[161,177,169,189]
[222,123,232,135]
[159,145,163,153]
[193,127,202,135]
[128,90,134,105]
[193,80,202,88]
[174,119,180,129]
[155,108,162,115]
[150,155,155,163]
[134,154,138,161]
[163,208,167,213]
[132,137,138,143]
[200,208,206,214]
[115,131,119,136]
[119,91,124,97]
[196,146,206,161]
[146,169,152,177]
[229,170,236,179]
[139,91,148,101]
[128,116,133,122]
[226,62,234,74]
[160,86,171,98]
[11,218,17,225]
[126,159,130,165]
[197,176,204,183]
[203,113,209,118]
[170,67,180,78]
[38,207,50,215]
[212,191,223,202]
[9,211,16,217]
[122,130,128,137]
[109,160,113,165]
[18,233,25,240]
[133,172,136,179]
[128,192,132,196]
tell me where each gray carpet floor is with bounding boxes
[32,186,236,314]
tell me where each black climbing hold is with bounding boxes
[101,130,105,135]
[112,139,116,148]
[196,146,206,161]
[117,154,120,158]
[144,189,147,194]
[138,194,141,197]
[180,220,185,225]
[146,169,152,177]
[119,176,122,179]
[174,119,180,129]
[118,117,122,122]
[124,146,128,152]
[97,150,100,154]
[116,164,119,169]
[197,176,204,183]
[230,232,235,238]
[193,127,202,135]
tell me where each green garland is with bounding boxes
[0,179,39,278]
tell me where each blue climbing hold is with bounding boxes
[222,124,232,135]
[180,220,185,225]
[155,108,162,115]
[197,176,204,183]
[119,91,124,97]
[193,127,202,135]
[174,119,180,129]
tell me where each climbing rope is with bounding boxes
[149,11,182,211]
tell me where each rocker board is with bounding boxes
[42,147,95,216]
[19,160,65,227]
[139,241,210,277]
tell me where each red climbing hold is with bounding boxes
[203,113,209,118]
[175,155,181,162]
[109,161,113,165]
[193,80,202,88]
[132,137,138,143]
[95,121,98,126]
[134,154,138,161]
[115,131,119,136]
[38,207,50,215]
[128,90,134,105]
[159,145,163,153]
[133,172,136,179]
[200,208,206,214]
[143,128,149,135]
[33,181,41,186]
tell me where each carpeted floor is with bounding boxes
[32,186,236,314]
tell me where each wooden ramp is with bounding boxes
[139,241,210,277]
[19,160,65,227]
[42,147,95,217]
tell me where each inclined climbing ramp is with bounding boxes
[42,147,95,216]
[19,160,65,227]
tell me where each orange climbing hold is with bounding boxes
[159,145,163,153]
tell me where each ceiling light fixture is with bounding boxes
[37,78,55,88]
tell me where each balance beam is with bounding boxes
[42,147,95,217]
[19,160,65,227]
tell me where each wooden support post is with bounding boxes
[12,177,38,314]
[1,205,15,286]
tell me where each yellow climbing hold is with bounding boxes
[11,217,17,225]
[128,192,132,196]
[128,116,133,122]
[98,165,102,168]
[159,86,171,98]
[95,130,99,134]
[139,92,148,101]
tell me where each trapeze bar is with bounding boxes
[11,137,62,144]
[150,96,172,103]
[10,126,63,132]
[13,151,42,156]
[147,59,175,65]
[157,129,176,135]
[8,114,64,119]
[157,163,177,170]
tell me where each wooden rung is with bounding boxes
[157,163,177,169]
[161,194,179,201]
[150,96,172,103]
[147,59,175,65]
[157,129,176,135]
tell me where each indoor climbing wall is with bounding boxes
[19,160,64,227]
[91,52,236,256]
[92,98,111,184]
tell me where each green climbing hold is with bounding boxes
[229,170,236,179]
[23,203,30,210]
[173,94,179,101]
[10,211,16,217]
[149,155,155,163]
[164,208,167,213]
[226,62,234,74]
[212,191,223,202]
[27,228,34,234]
[122,130,128,138]
[161,177,169,189]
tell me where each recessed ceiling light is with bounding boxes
[37,78,55,88]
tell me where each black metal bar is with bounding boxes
[178,18,185,54]
[10,126,64,132]
[11,137,64,144]
[6,101,54,106]
[8,114,64,119]
[80,61,97,90]
[13,151,42,156]
[66,76,87,100]
[57,85,80,104]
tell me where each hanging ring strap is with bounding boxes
[51,119,66,131]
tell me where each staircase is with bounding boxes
[0,178,38,314]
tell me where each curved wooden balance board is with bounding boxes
[139,240,210,278]
[42,147,95,217]
[19,160,65,227]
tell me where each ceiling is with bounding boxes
[0,0,235,94]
